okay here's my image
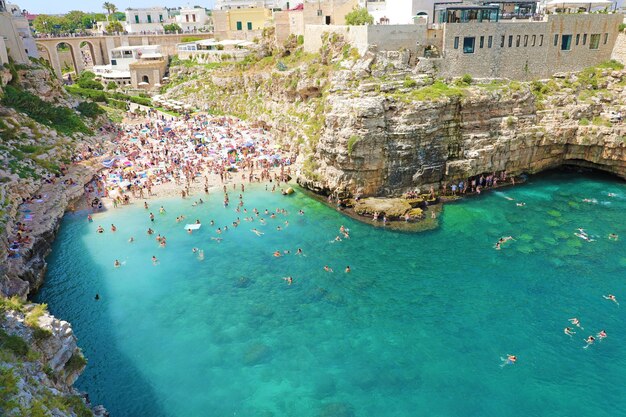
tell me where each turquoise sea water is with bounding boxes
[37,171,626,417]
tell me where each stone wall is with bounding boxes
[304,24,428,55]
[438,13,622,80]
[610,31,626,64]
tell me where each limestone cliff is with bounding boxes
[301,61,626,196]
[0,301,107,417]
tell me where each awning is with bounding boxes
[544,0,612,9]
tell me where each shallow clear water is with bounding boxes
[37,171,626,417]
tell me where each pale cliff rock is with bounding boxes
[0,305,107,417]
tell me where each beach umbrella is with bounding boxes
[138,82,149,86]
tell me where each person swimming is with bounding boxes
[597,330,607,340]
[603,294,619,306]
[111,224,117,232]
[152,255,159,265]
[114,259,121,268]
[569,318,584,329]
[296,248,303,255]
[283,276,293,285]
[96,225,104,233]
[564,327,576,337]
[273,251,282,257]
[500,354,517,367]
[583,335,595,349]
[345,266,351,273]
[608,233,619,241]
[128,237,134,243]
[251,228,264,236]
[324,265,333,273]
[87,214,93,222]
[95,293,100,300]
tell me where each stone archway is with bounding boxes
[55,41,79,79]
[79,41,96,69]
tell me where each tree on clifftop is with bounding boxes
[163,23,182,33]
[106,21,123,33]
[103,2,117,21]
[345,7,373,25]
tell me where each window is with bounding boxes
[524,35,528,47]
[192,14,196,22]
[142,75,149,84]
[463,37,475,53]
[316,9,322,16]
[604,33,608,45]
[111,59,117,65]
[553,34,558,47]
[582,34,587,45]
[516,35,520,47]
[135,14,139,23]
[488,35,493,48]
[147,15,152,23]
[159,14,163,22]
[561,34,572,51]
[540,35,544,46]
[508,35,513,47]
[576,34,580,45]
[186,14,190,22]
[236,21,242,30]
[247,21,252,30]
[454,36,459,49]
[589,33,601,49]
[532,35,536,47]
[480,36,484,48]
[500,35,505,47]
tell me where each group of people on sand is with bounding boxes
[94,113,295,204]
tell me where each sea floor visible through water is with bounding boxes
[37,170,626,417]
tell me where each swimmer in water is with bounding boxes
[283,276,293,285]
[128,237,134,243]
[500,354,517,367]
[111,224,117,232]
[608,233,618,241]
[603,294,619,306]
[583,335,595,349]
[251,229,264,236]
[87,214,93,222]
[296,248,303,255]
[324,265,333,273]
[211,237,223,242]
[147,228,154,235]
[144,202,149,209]
[569,318,584,329]
[114,259,121,268]
[345,266,351,273]
[160,206,166,214]
[152,255,159,265]
[597,330,607,340]
[273,251,282,257]
[192,247,198,253]
[564,327,576,337]
[96,225,104,234]
[494,242,501,250]
[608,193,616,197]
[197,250,204,261]
[95,294,100,300]
[516,202,526,207]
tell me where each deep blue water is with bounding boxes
[37,171,626,417]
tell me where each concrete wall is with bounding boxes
[611,31,626,64]
[0,37,9,66]
[439,13,622,80]
[304,24,427,54]
[303,0,357,26]
[178,49,250,63]
[0,13,28,64]
[275,10,305,45]
[304,24,369,54]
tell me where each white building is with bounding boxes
[177,38,256,62]
[214,0,290,10]
[361,0,459,24]
[93,45,163,87]
[175,7,211,31]
[124,7,171,33]
[0,1,37,65]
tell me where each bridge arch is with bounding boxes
[54,41,80,79]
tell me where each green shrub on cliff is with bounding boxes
[0,367,19,411]
[76,101,105,118]
[1,85,90,135]
[0,329,29,358]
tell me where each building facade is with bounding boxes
[124,7,170,33]
[93,45,166,88]
[175,7,211,32]
[214,0,289,10]
[213,7,273,39]
[0,1,37,65]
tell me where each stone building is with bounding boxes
[0,0,37,65]
[214,0,290,10]
[305,2,623,80]
[175,7,212,32]
[213,7,273,40]
[124,7,171,33]
[93,45,166,88]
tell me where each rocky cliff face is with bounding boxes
[1,302,107,416]
[299,55,626,197]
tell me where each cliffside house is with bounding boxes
[93,45,167,89]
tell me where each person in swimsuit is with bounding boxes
[152,255,159,265]
[324,266,333,273]
[603,294,619,306]
[283,276,293,285]
[500,354,517,367]
[597,330,607,340]
[569,318,584,329]
[564,327,576,337]
[114,260,121,268]
[97,225,104,233]
[583,335,595,349]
